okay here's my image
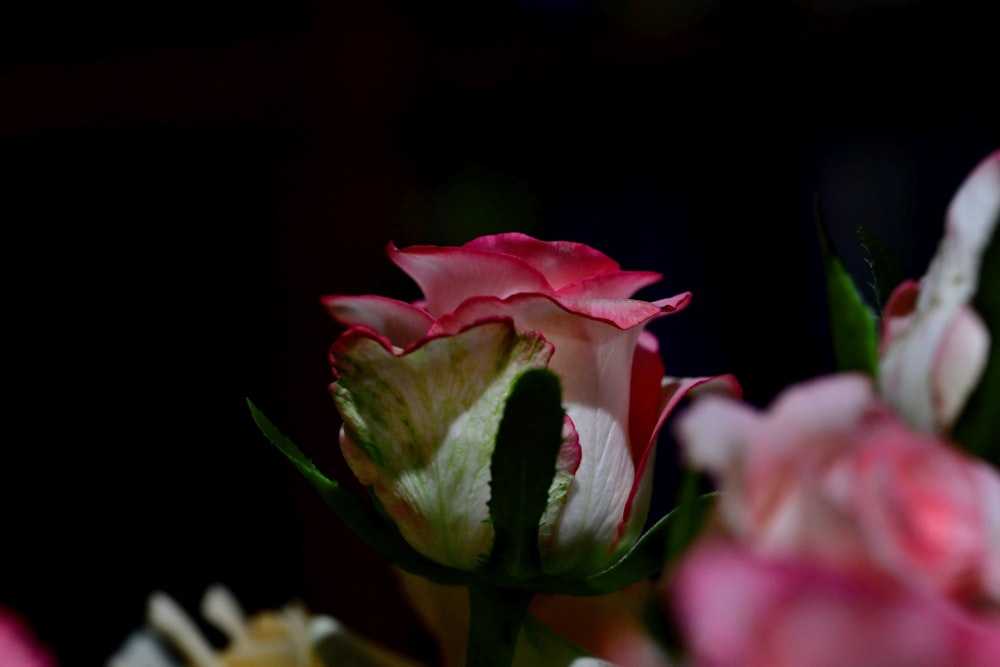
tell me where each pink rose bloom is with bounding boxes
[879,149,1000,432]
[676,373,1000,603]
[672,542,1000,667]
[0,607,55,667]
[323,233,737,574]
[669,374,1000,666]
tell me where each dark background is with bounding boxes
[2,1,998,664]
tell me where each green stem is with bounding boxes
[465,583,533,667]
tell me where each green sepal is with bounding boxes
[857,225,905,314]
[484,368,565,580]
[246,398,466,585]
[816,199,879,375]
[952,216,1000,466]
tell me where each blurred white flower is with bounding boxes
[107,585,424,667]
[879,150,1000,432]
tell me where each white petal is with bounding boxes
[932,306,990,428]
[880,150,1000,431]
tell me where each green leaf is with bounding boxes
[952,218,1000,466]
[582,486,716,594]
[857,225,906,314]
[816,198,879,375]
[246,399,466,585]
[485,369,566,580]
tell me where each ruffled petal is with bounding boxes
[322,295,434,348]
[556,271,665,300]
[330,319,554,569]
[463,232,621,289]
[388,241,553,317]
[556,295,689,329]
[433,292,690,337]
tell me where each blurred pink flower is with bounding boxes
[676,373,1000,603]
[0,607,55,667]
[672,542,1000,667]
[669,373,1000,666]
[879,149,1000,432]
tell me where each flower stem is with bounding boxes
[465,583,533,667]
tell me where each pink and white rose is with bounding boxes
[323,233,737,574]
[879,149,1000,432]
[669,374,1000,666]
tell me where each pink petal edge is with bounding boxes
[614,373,743,549]
[329,315,550,375]
[322,294,435,348]
[462,232,621,288]
[387,241,555,316]
[430,292,692,337]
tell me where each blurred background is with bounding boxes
[2,0,998,663]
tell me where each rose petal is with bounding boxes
[463,233,621,289]
[849,422,1000,602]
[552,293,691,330]
[616,372,742,550]
[322,295,435,348]
[388,241,554,317]
[674,393,761,475]
[677,374,877,556]
[555,270,664,300]
[432,292,689,338]
[538,416,583,554]
[637,329,659,353]
[672,542,1000,667]
[944,149,1000,260]
[931,305,990,429]
[760,374,876,450]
